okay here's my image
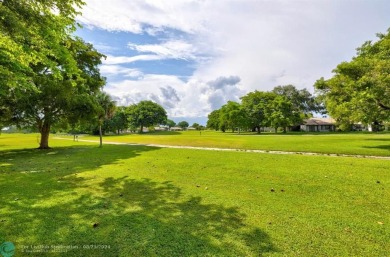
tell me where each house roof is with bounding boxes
[303,117,336,126]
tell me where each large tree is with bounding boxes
[165,119,176,129]
[107,106,129,135]
[0,0,107,148]
[206,109,221,131]
[315,29,390,129]
[241,91,276,133]
[6,37,105,149]
[127,101,167,133]
[266,95,300,133]
[219,101,249,133]
[177,121,189,130]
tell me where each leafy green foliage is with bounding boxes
[166,119,176,129]
[218,101,249,133]
[0,0,109,148]
[206,109,221,131]
[241,91,276,132]
[177,121,189,129]
[266,95,301,133]
[6,37,105,148]
[315,29,390,129]
[191,123,200,130]
[94,92,116,147]
[0,0,84,95]
[208,85,323,133]
[272,84,323,116]
[127,101,167,133]
[106,106,130,134]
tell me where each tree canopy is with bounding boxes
[0,0,84,95]
[315,29,390,129]
[240,91,276,133]
[0,0,109,148]
[177,121,189,129]
[127,101,167,133]
[5,37,105,148]
[219,101,249,133]
[207,85,319,133]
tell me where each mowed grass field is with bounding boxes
[0,133,389,256]
[76,130,390,156]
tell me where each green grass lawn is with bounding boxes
[0,133,389,256]
[73,130,390,157]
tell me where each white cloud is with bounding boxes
[81,0,390,121]
[103,74,244,119]
[99,65,143,78]
[92,43,119,54]
[103,54,163,65]
[128,40,197,60]
[79,0,208,34]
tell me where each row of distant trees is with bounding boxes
[207,85,323,133]
[85,101,201,135]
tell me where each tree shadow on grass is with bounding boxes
[0,144,277,256]
[362,144,390,152]
[362,139,390,152]
[98,178,277,256]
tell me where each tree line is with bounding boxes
[206,85,323,133]
[96,103,202,136]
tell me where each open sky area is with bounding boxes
[75,0,390,125]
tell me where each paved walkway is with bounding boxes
[53,137,390,160]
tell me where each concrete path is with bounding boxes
[53,137,390,160]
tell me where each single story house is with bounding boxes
[300,118,336,132]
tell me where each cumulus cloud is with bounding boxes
[103,54,163,65]
[81,0,390,122]
[207,76,241,89]
[99,65,143,78]
[128,40,197,60]
[79,0,208,34]
[103,74,243,119]
[160,86,180,101]
[204,76,244,110]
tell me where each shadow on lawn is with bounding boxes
[362,144,390,152]
[0,144,277,256]
[362,139,390,152]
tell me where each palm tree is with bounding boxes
[95,92,116,147]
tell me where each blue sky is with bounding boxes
[76,0,390,125]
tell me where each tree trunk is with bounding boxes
[38,121,51,149]
[99,124,103,147]
[140,125,144,133]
